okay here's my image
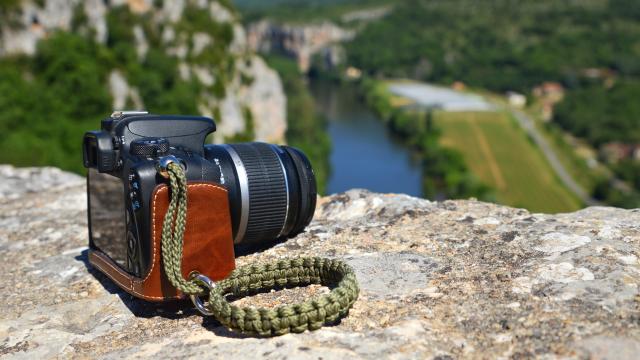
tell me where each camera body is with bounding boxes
[83,112,316,298]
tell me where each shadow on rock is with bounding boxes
[74,249,198,319]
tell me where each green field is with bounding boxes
[480,91,606,195]
[435,111,582,213]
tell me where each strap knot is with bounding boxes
[160,159,359,336]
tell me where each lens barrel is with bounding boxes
[205,142,316,246]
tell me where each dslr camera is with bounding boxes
[83,111,316,301]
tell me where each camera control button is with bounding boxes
[131,138,170,158]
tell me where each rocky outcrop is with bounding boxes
[1,0,155,56]
[234,56,286,143]
[108,70,144,111]
[205,55,286,144]
[248,20,354,72]
[0,0,287,143]
[1,165,639,359]
[245,6,391,73]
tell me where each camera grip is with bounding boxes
[89,181,236,301]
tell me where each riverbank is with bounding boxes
[267,55,427,198]
[361,78,494,202]
[309,79,422,197]
[263,54,585,212]
[362,78,582,213]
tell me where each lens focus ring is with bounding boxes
[228,143,288,245]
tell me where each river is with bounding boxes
[309,80,423,197]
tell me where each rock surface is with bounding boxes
[248,20,354,73]
[245,6,389,74]
[1,165,639,359]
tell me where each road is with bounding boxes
[386,80,601,207]
[510,109,601,206]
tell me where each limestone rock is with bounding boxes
[108,70,144,111]
[0,0,287,144]
[237,56,287,143]
[205,55,286,144]
[1,166,639,359]
[248,20,355,73]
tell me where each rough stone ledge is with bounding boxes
[1,165,639,359]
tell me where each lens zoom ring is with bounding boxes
[230,143,287,243]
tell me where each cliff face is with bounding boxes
[0,0,286,143]
[247,20,354,72]
[208,54,286,143]
[2,165,639,359]
[244,6,390,73]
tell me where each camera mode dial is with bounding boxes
[131,138,170,158]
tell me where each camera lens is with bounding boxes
[205,142,317,246]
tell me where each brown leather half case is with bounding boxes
[89,181,236,301]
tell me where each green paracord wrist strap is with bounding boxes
[160,161,360,336]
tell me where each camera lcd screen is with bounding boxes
[88,168,128,270]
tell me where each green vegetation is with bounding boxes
[266,55,331,194]
[530,117,601,194]
[345,0,640,207]
[361,78,580,212]
[0,33,112,172]
[0,4,236,173]
[593,178,640,209]
[0,0,20,11]
[362,79,494,202]
[554,81,640,146]
[549,81,640,208]
[540,122,602,196]
[482,90,604,195]
[233,0,391,23]
[613,161,640,190]
[348,0,640,93]
[435,111,581,213]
